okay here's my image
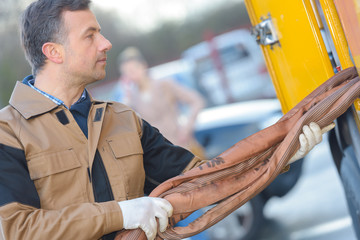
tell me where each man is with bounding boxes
[116,47,206,157]
[0,0,328,240]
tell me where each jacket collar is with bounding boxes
[9,77,105,119]
[9,81,59,119]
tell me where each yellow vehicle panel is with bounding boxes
[244,0,353,113]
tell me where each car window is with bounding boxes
[219,44,249,65]
[195,56,214,74]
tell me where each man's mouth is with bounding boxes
[97,57,107,63]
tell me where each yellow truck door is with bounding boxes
[244,0,353,113]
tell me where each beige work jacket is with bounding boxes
[0,81,200,240]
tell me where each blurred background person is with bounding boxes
[115,47,210,240]
[116,47,206,157]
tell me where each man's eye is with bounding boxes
[87,34,94,39]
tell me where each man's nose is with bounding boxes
[100,34,112,52]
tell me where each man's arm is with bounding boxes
[140,119,199,194]
[1,201,122,240]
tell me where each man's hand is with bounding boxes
[118,197,173,240]
[289,122,335,164]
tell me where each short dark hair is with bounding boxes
[20,0,91,76]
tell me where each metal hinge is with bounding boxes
[252,14,280,49]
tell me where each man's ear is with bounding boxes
[42,42,63,64]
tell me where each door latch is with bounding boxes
[252,14,280,48]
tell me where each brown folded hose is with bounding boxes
[115,67,360,240]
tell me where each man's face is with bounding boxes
[61,9,112,85]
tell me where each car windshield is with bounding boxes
[189,48,275,107]
[195,44,250,74]
[220,44,250,65]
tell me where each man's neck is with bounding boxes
[34,72,85,108]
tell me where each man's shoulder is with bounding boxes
[0,105,22,147]
[105,101,144,135]
[0,104,22,134]
[0,104,20,123]
[107,101,134,113]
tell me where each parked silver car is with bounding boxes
[182,28,276,107]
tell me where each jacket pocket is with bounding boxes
[107,132,145,199]
[27,149,87,209]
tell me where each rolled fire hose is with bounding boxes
[115,67,360,240]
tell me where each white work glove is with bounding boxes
[118,197,173,240]
[289,122,335,164]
